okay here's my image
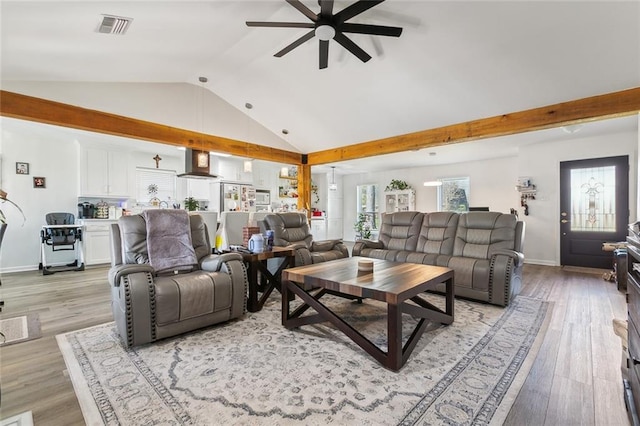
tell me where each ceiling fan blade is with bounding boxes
[285,0,318,22]
[333,32,371,63]
[274,30,316,57]
[320,0,334,18]
[246,21,315,29]
[341,23,402,37]
[334,0,385,23]
[319,40,329,69]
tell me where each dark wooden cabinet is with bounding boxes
[625,235,640,426]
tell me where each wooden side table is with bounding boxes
[241,246,295,312]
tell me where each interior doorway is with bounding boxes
[559,155,629,268]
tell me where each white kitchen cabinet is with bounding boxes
[186,179,211,200]
[310,218,327,240]
[80,148,130,197]
[83,220,116,265]
[326,218,343,240]
[384,189,416,213]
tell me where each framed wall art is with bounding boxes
[33,177,46,188]
[16,162,29,175]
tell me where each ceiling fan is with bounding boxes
[246,0,403,69]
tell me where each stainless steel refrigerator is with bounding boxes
[212,182,256,212]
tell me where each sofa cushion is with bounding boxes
[416,212,459,256]
[189,214,211,261]
[264,212,313,248]
[119,215,149,265]
[453,212,517,259]
[310,249,348,264]
[154,271,232,325]
[378,211,424,252]
[446,257,490,291]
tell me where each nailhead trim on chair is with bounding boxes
[122,276,134,348]
[489,255,513,306]
[122,272,156,347]
[223,259,248,315]
[146,272,157,340]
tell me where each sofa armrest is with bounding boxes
[109,264,155,287]
[285,243,312,266]
[287,242,308,250]
[311,239,343,252]
[492,249,524,267]
[200,252,244,272]
[352,239,384,256]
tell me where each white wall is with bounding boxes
[343,156,518,242]
[517,130,637,265]
[1,81,298,153]
[1,126,79,272]
[342,130,638,266]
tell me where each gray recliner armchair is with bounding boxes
[262,212,349,266]
[108,210,247,348]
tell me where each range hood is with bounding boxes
[177,149,221,179]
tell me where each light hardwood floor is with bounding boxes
[0,264,632,425]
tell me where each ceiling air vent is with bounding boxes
[97,15,132,35]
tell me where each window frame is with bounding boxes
[437,176,470,213]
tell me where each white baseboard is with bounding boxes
[524,259,558,267]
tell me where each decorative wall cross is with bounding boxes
[153,154,162,168]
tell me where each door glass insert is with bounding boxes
[570,166,616,232]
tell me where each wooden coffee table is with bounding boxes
[282,256,454,371]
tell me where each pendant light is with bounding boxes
[329,166,337,191]
[196,76,209,169]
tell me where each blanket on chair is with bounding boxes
[143,210,197,273]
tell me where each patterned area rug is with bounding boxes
[0,313,41,347]
[57,294,550,425]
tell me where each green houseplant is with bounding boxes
[385,179,412,191]
[354,213,372,240]
[184,197,199,212]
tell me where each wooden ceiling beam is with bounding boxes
[2,88,638,168]
[0,90,303,165]
[306,87,640,165]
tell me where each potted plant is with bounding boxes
[385,179,412,191]
[0,189,26,277]
[354,213,372,240]
[184,197,199,212]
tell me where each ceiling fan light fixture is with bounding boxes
[315,24,335,41]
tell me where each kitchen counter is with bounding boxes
[78,219,118,265]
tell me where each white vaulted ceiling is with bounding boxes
[1,1,638,172]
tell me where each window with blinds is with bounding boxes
[135,167,177,204]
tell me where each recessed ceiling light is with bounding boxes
[429,152,437,156]
[282,129,289,135]
[245,103,253,109]
[562,124,583,134]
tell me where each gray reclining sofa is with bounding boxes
[352,211,525,306]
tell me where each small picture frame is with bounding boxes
[33,177,46,188]
[16,162,29,175]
